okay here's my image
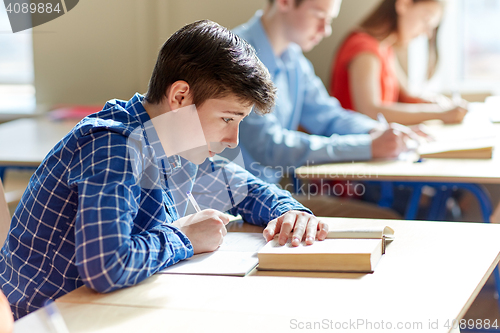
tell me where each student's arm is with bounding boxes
[348,52,467,125]
[238,55,379,169]
[239,111,374,169]
[69,131,193,294]
[193,159,310,224]
[398,85,430,104]
[298,55,379,136]
[192,159,328,245]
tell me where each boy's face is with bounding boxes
[196,94,252,161]
[282,0,342,52]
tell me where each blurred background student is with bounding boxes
[329,0,468,125]
[0,290,13,333]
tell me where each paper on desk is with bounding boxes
[14,302,69,333]
[14,312,52,333]
[483,97,500,123]
[159,232,267,276]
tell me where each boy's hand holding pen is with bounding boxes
[171,192,231,254]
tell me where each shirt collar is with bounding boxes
[244,10,287,77]
[126,93,152,126]
[126,93,183,175]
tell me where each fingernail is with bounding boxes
[306,236,314,243]
[293,237,300,245]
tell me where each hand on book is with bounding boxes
[263,211,329,247]
[172,209,232,254]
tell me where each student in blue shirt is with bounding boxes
[234,0,418,217]
[0,20,327,319]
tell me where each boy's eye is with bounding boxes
[223,118,234,123]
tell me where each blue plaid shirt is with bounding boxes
[0,93,308,319]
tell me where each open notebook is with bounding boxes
[411,118,497,159]
[417,137,494,159]
[159,232,266,276]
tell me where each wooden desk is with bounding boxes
[296,119,500,184]
[15,218,500,333]
[0,117,77,178]
[295,152,500,184]
[296,118,500,221]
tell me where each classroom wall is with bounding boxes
[32,0,380,107]
[33,0,165,106]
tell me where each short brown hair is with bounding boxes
[146,20,276,114]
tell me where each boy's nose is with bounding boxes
[226,128,239,149]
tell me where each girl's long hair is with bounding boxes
[359,0,442,78]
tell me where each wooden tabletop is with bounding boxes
[0,117,77,167]
[296,156,500,184]
[296,121,500,184]
[13,218,500,333]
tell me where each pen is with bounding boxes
[377,113,389,129]
[186,191,202,213]
[378,113,421,148]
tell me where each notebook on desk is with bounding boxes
[417,137,494,159]
[415,119,497,159]
[159,232,266,277]
[484,96,500,123]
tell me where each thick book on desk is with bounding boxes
[257,226,394,273]
[417,138,494,159]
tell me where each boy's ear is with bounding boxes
[395,0,412,15]
[275,0,295,12]
[166,80,192,110]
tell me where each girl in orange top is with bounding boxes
[330,0,467,125]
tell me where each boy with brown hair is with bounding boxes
[0,20,327,319]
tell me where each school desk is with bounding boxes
[0,117,77,180]
[13,218,500,333]
[295,110,500,223]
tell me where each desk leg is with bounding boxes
[378,182,394,208]
[404,184,423,220]
[292,172,302,195]
[427,187,453,221]
[395,182,493,223]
